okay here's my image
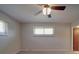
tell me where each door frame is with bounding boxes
[72,26,79,51]
[71,27,74,51]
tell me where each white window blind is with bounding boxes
[0,20,8,35]
[33,27,54,36]
[34,28,44,35]
[44,28,54,34]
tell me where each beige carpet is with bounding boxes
[17,51,78,54]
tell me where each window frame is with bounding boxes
[33,27,55,37]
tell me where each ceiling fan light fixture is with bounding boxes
[42,7,47,15]
[42,7,51,15]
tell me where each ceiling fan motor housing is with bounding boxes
[44,5,49,8]
[48,14,51,18]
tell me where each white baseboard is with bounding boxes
[15,49,79,54]
[10,49,21,54]
[21,49,71,52]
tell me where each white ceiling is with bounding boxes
[0,4,79,23]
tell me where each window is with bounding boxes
[0,20,8,35]
[44,28,54,34]
[33,27,54,36]
[34,28,44,35]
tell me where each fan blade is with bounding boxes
[38,4,48,6]
[51,6,66,10]
[48,14,52,18]
[35,10,42,16]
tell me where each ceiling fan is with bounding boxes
[35,4,66,18]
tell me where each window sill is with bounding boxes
[33,34,54,37]
[0,34,8,36]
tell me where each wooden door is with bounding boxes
[73,28,79,51]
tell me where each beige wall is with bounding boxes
[72,20,79,27]
[0,12,21,53]
[21,23,71,51]
[0,11,73,53]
